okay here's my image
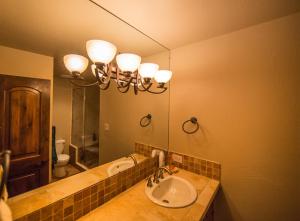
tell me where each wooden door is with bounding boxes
[0,74,50,197]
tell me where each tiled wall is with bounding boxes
[135,142,221,180]
[15,157,157,221]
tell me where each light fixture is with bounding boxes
[138,63,159,79]
[154,70,172,83]
[63,54,89,76]
[116,53,141,72]
[63,39,172,95]
[86,40,117,64]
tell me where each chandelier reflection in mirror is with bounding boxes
[63,40,172,95]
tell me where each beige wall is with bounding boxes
[169,13,300,221]
[53,77,72,154]
[0,46,53,79]
[0,45,54,180]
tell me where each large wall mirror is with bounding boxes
[0,0,169,195]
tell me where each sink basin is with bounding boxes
[107,160,134,176]
[145,175,197,208]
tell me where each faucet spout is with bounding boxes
[158,166,173,175]
[153,166,173,183]
[127,154,137,165]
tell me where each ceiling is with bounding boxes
[96,0,300,49]
[0,0,299,76]
[0,0,166,76]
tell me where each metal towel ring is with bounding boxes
[140,114,152,127]
[182,117,199,134]
[0,150,11,199]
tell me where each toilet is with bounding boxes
[54,139,70,178]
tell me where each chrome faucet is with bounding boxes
[146,175,153,187]
[127,154,137,165]
[153,166,173,184]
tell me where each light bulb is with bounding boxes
[138,63,159,79]
[63,54,88,74]
[86,40,117,64]
[154,70,172,83]
[116,53,141,72]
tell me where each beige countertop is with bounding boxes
[78,169,220,221]
[7,153,146,220]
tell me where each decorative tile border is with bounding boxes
[169,152,221,180]
[135,142,221,181]
[14,157,157,221]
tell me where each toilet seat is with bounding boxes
[57,154,70,162]
[55,154,70,167]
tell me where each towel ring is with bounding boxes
[0,150,11,199]
[140,114,152,127]
[182,117,199,134]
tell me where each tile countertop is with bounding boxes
[78,169,220,221]
[7,153,147,220]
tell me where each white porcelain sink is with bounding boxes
[145,175,197,208]
[107,160,134,176]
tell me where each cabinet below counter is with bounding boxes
[79,169,219,221]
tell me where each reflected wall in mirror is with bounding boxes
[0,0,170,196]
[99,51,170,165]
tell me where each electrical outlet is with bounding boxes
[172,153,183,163]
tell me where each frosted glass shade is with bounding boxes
[116,53,141,72]
[138,63,159,79]
[86,40,117,64]
[63,54,88,73]
[154,70,173,83]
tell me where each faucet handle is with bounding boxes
[146,175,153,187]
[153,171,160,184]
[158,169,164,179]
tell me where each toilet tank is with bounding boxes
[55,139,65,154]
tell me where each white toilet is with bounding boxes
[54,139,70,178]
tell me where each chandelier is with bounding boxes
[63,40,172,94]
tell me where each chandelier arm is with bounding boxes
[95,65,111,85]
[140,82,168,94]
[115,69,133,88]
[116,76,133,93]
[98,80,111,90]
[138,79,153,92]
[117,76,134,88]
[116,67,121,86]
[117,83,131,93]
[146,87,168,94]
[69,79,99,87]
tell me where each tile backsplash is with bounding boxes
[15,157,157,221]
[135,142,221,181]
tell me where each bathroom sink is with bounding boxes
[145,175,197,208]
[107,160,135,176]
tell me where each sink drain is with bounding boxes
[162,199,169,203]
